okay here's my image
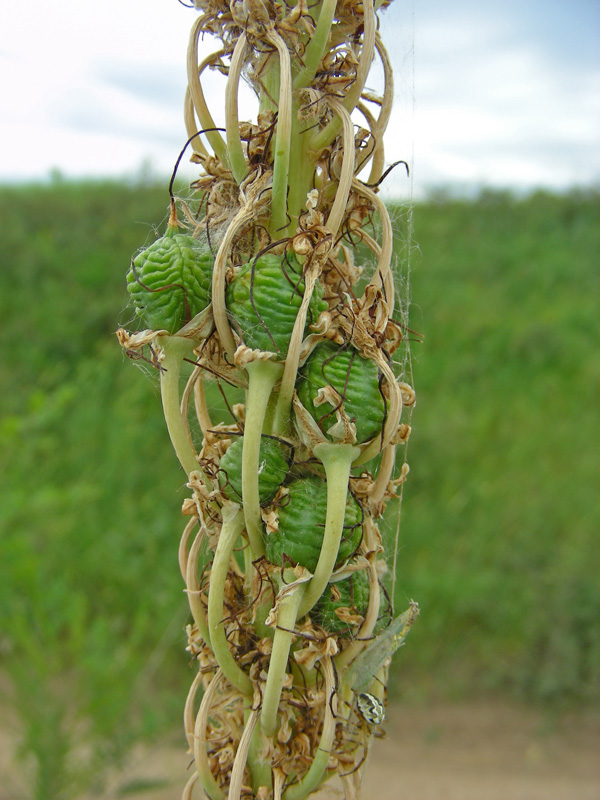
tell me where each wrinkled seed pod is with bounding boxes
[219,436,290,504]
[314,570,370,634]
[296,342,386,444]
[226,253,326,356]
[265,477,362,572]
[127,227,212,333]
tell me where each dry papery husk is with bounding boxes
[183,629,380,800]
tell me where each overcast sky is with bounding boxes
[2,0,598,197]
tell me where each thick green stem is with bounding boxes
[297,443,361,618]
[284,100,317,236]
[207,504,253,696]
[266,30,293,236]
[258,51,280,114]
[157,335,198,476]
[261,579,306,736]
[293,0,337,90]
[248,724,273,793]
[242,360,283,558]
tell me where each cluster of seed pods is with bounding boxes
[118,0,418,797]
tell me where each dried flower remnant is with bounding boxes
[118,0,418,797]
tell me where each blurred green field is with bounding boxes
[1,179,598,796]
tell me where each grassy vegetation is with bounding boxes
[1,180,598,795]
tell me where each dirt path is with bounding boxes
[2,701,599,799]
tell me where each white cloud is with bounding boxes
[0,0,598,194]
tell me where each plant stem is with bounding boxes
[297,442,361,618]
[260,579,306,736]
[242,360,283,558]
[282,656,337,800]
[193,670,226,800]
[266,30,292,237]
[207,504,253,696]
[284,100,317,235]
[310,0,376,152]
[293,0,337,90]
[229,708,259,800]
[157,335,198,476]
[225,33,250,183]
[272,268,318,434]
[187,18,228,162]
[185,526,212,647]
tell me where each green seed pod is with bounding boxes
[127,225,212,333]
[226,252,326,356]
[219,436,290,505]
[314,571,370,634]
[296,342,385,444]
[265,477,362,572]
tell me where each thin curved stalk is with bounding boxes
[193,670,226,800]
[211,205,254,358]
[351,180,395,316]
[184,86,209,159]
[273,769,285,800]
[187,19,228,161]
[229,708,259,800]
[368,442,396,506]
[225,33,249,183]
[186,524,211,646]
[182,772,199,800]
[366,34,394,186]
[324,98,356,239]
[272,266,318,434]
[260,581,306,736]
[293,0,337,90]
[334,557,380,672]
[353,357,402,465]
[178,516,198,582]
[207,505,253,696]
[297,442,361,618]
[354,100,377,175]
[183,668,204,750]
[192,366,215,438]
[181,363,202,452]
[310,0,376,151]
[242,360,283,558]
[282,656,337,800]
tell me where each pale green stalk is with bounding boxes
[187,16,228,161]
[225,33,250,183]
[157,335,198,476]
[297,442,361,618]
[242,360,284,558]
[207,505,253,696]
[293,0,337,90]
[310,0,376,152]
[260,579,306,736]
[193,670,226,800]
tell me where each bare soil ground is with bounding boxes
[2,701,599,799]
